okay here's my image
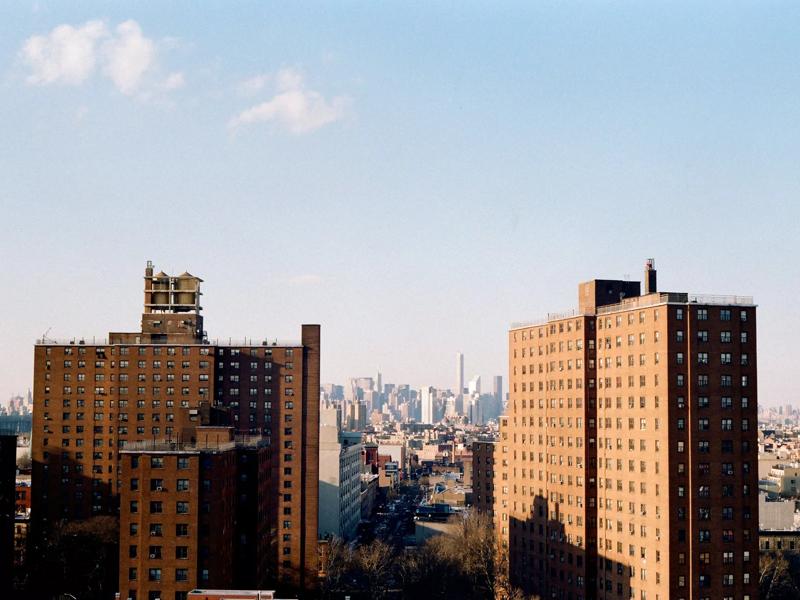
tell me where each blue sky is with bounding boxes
[1,2,798,405]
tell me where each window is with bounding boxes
[176,524,189,537]
[176,546,188,559]
[151,457,164,469]
[721,331,732,343]
[723,529,734,542]
[697,308,708,320]
[149,523,163,536]
[720,309,732,321]
[148,568,161,581]
[177,457,189,469]
[176,501,189,514]
[177,479,189,491]
[175,568,188,582]
[150,501,163,513]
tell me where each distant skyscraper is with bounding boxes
[456,352,464,395]
[492,375,503,404]
[420,386,435,424]
[376,371,383,395]
[468,375,481,395]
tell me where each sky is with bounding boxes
[1,2,799,406]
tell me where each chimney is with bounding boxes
[644,258,657,294]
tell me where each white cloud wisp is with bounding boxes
[229,67,348,134]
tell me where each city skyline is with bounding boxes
[5,4,800,599]
[2,4,800,407]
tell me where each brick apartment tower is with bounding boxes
[32,262,320,596]
[118,426,271,600]
[496,260,758,600]
[471,440,496,519]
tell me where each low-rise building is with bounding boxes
[763,463,800,497]
[760,530,800,554]
[360,474,379,521]
[759,493,796,530]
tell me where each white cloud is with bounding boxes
[102,20,156,94]
[238,73,270,95]
[229,68,348,134]
[20,20,108,85]
[275,67,304,92]
[163,72,185,90]
[19,19,180,97]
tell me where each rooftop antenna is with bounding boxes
[41,326,52,343]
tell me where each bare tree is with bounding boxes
[319,537,355,599]
[356,538,396,600]
[760,551,800,600]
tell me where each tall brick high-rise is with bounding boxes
[496,260,758,600]
[31,262,320,595]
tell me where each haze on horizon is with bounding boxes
[1,2,798,406]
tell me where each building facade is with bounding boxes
[496,261,759,600]
[32,263,320,593]
[472,440,495,518]
[318,403,363,541]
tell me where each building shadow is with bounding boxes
[508,495,631,599]
[29,453,118,600]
